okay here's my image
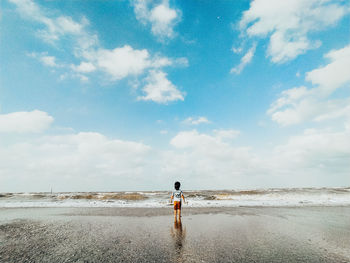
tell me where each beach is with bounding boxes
[0,206,349,262]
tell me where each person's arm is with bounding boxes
[182,192,186,204]
[170,193,174,203]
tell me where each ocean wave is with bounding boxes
[57,193,148,201]
[0,187,349,208]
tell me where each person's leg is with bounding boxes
[174,209,177,221]
[178,208,181,219]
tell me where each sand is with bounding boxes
[0,206,349,262]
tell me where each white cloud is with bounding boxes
[239,0,349,63]
[0,110,53,133]
[171,130,208,149]
[150,2,178,38]
[170,129,240,149]
[9,0,43,23]
[132,0,180,40]
[11,0,187,103]
[306,44,350,95]
[270,95,350,126]
[164,129,263,188]
[0,131,152,192]
[55,16,85,35]
[138,70,184,103]
[0,125,254,191]
[92,45,151,80]
[346,120,350,131]
[213,129,240,140]
[1,112,349,191]
[231,43,256,74]
[183,116,210,125]
[9,0,92,45]
[164,127,350,188]
[77,74,89,82]
[10,0,98,83]
[40,55,57,67]
[28,52,60,67]
[232,46,243,54]
[81,46,187,82]
[268,44,350,125]
[269,127,350,185]
[71,62,96,73]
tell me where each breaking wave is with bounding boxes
[0,187,349,208]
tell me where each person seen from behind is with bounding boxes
[170,181,186,221]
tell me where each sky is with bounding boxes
[0,0,350,192]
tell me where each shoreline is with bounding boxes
[1,205,350,217]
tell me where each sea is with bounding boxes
[1,187,350,208]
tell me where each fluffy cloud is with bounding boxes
[0,110,53,133]
[137,70,184,103]
[149,2,178,38]
[163,129,264,188]
[274,128,350,168]
[170,130,240,149]
[268,44,350,125]
[85,46,177,81]
[306,45,350,95]
[183,116,210,125]
[132,0,180,40]
[213,129,240,140]
[77,45,187,82]
[39,55,57,67]
[239,0,349,63]
[93,46,151,80]
[0,123,254,191]
[10,0,98,82]
[9,0,93,45]
[164,127,350,188]
[269,127,350,186]
[0,131,152,192]
[71,62,96,73]
[1,111,349,191]
[231,43,256,74]
[28,52,60,67]
[10,0,187,103]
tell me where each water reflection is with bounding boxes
[171,219,186,262]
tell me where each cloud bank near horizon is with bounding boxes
[0,110,349,192]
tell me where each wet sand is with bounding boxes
[0,206,349,262]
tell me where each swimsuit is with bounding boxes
[173,201,181,210]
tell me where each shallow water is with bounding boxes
[0,206,349,262]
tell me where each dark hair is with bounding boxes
[174,181,180,190]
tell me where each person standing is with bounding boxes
[170,181,186,221]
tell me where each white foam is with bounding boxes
[0,188,349,208]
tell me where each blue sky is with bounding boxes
[0,0,350,192]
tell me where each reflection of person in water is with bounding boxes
[170,219,186,262]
